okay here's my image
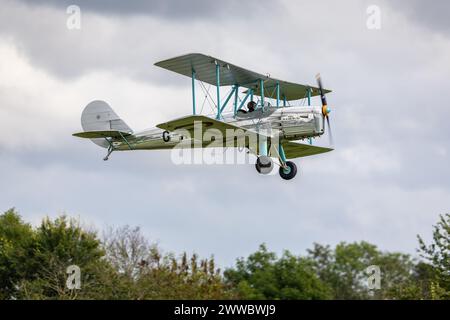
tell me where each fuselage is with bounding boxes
[112,105,325,151]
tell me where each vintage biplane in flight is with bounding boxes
[73,53,334,180]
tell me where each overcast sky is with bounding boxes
[0,0,449,267]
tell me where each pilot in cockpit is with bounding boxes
[247,101,256,112]
[236,100,256,117]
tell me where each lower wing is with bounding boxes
[281,141,333,159]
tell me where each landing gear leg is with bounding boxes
[277,143,298,180]
[103,139,114,161]
[103,146,113,161]
[255,134,273,174]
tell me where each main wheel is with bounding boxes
[255,156,273,174]
[279,161,297,180]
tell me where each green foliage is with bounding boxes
[99,226,236,299]
[306,241,419,299]
[11,215,107,299]
[0,212,235,299]
[417,213,450,299]
[131,252,235,299]
[224,244,332,299]
[1,209,449,300]
[0,208,35,299]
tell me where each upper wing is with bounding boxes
[72,130,132,139]
[154,53,331,101]
[282,141,333,159]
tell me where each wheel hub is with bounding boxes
[282,166,291,174]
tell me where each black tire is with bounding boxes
[279,161,297,180]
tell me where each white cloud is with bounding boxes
[0,39,191,150]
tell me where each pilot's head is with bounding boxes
[247,101,256,112]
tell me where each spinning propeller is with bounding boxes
[316,74,333,146]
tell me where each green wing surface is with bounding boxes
[282,141,333,159]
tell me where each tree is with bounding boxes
[224,244,332,299]
[16,215,108,299]
[417,213,450,299]
[307,242,377,299]
[103,225,235,299]
[0,210,235,300]
[307,241,417,299]
[2,209,447,300]
[0,208,35,299]
[103,225,152,279]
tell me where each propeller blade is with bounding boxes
[316,73,327,107]
[326,116,334,146]
[316,73,333,146]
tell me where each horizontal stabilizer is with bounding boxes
[72,130,132,139]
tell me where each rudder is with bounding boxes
[80,100,132,148]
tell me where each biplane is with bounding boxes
[73,53,334,180]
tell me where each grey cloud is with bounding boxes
[389,0,450,36]
[15,0,262,19]
[0,0,273,81]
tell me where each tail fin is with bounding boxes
[79,100,132,148]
